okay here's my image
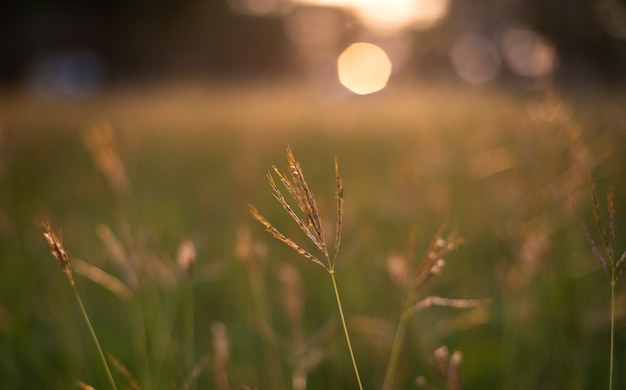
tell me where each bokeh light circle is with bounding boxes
[337,42,392,95]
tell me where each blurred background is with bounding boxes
[2,0,626,96]
[2,1,626,389]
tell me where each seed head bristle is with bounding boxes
[40,222,72,281]
[572,195,609,278]
[608,188,616,262]
[268,172,325,252]
[411,228,461,296]
[286,146,328,255]
[249,204,327,270]
[591,181,611,257]
[334,156,344,265]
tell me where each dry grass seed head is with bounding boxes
[572,195,609,277]
[83,122,129,194]
[591,181,612,259]
[333,156,344,265]
[250,147,344,271]
[40,222,72,281]
[572,182,626,281]
[268,172,325,253]
[428,346,462,390]
[177,239,196,279]
[249,205,326,269]
[411,228,462,297]
[285,146,328,254]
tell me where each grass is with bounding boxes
[249,146,363,389]
[39,222,118,390]
[1,84,626,388]
[573,182,626,390]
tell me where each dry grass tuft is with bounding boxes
[82,122,129,195]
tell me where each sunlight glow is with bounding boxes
[337,43,392,95]
[228,0,291,15]
[291,0,449,32]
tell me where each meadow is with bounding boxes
[0,83,625,389]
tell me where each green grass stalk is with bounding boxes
[382,311,409,390]
[329,270,363,390]
[609,276,615,390]
[41,222,118,390]
[183,285,197,390]
[249,147,363,389]
[70,278,119,390]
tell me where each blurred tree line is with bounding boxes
[1,0,625,87]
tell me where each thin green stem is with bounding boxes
[382,312,409,390]
[183,284,197,390]
[130,300,152,390]
[329,270,363,390]
[249,268,287,390]
[609,277,615,390]
[70,278,118,390]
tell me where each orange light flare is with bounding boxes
[337,42,392,95]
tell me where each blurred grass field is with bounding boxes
[1,83,626,389]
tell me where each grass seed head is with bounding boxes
[40,222,72,281]
[249,146,344,271]
[177,239,196,279]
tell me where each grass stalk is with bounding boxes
[573,183,626,390]
[329,270,363,390]
[41,222,118,390]
[609,277,615,390]
[183,284,196,390]
[250,146,363,389]
[382,312,409,390]
[70,278,119,390]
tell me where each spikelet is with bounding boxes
[40,222,72,281]
[410,227,462,298]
